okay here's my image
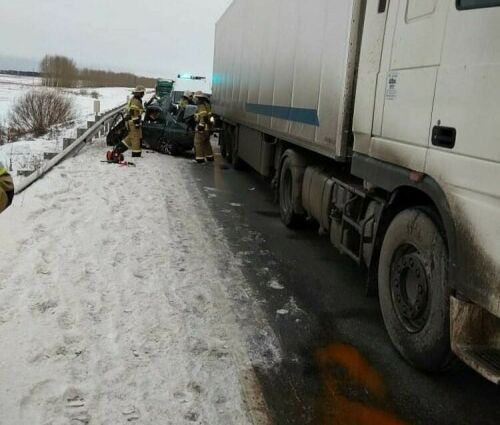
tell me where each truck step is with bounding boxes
[342,215,362,232]
[456,347,500,384]
[451,296,500,384]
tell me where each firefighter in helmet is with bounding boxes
[124,85,146,157]
[177,91,194,122]
[0,160,14,213]
[145,104,163,124]
[193,91,214,163]
[180,91,194,109]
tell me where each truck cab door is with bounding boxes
[425,1,500,316]
[370,0,450,172]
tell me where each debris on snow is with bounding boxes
[269,279,284,290]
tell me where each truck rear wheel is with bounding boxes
[378,207,453,372]
[228,127,243,170]
[279,152,306,228]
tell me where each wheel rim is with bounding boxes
[160,140,170,154]
[281,168,293,215]
[390,244,430,333]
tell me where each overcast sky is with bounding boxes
[0,0,233,80]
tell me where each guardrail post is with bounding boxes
[43,152,58,160]
[17,170,34,177]
[63,138,75,150]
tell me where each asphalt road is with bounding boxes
[185,153,499,425]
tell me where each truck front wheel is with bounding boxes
[378,207,453,372]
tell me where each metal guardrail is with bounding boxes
[14,103,126,195]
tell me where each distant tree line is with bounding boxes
[0,70,40,77]
[39,54,157,88]
[40,55,79,88]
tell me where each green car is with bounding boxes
[106,103,195,156]
[141,103,195,156]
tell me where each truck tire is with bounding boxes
[279,151,306,228]
[226,126,243,170]
[378,207,453,372]
[220,123,231,160]
[220,131,228,159]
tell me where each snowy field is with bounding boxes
[0,74,131,122]
[0,139,277,424]
[0,74,131,185]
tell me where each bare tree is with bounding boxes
[40,55,78,88]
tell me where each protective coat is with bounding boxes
[194,101,214,161]
[0,161,14,213]
[124,96,144,155]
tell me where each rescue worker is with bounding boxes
[0,160,14,213]
[193,91,214,163]
[124,85,145,158]
[145,104,162,124]
[177,91,194,122]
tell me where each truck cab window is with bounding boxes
[457,0,500,9]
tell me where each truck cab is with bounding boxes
[353,0,500,382]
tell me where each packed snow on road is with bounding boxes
[0,138,280,424]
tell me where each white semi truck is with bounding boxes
[212,0,500,383]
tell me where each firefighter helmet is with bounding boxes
[132,85,146,94]
[194,91,208,100]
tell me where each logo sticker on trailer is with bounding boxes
[386,72,399,101]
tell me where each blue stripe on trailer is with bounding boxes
[245,103,320,127]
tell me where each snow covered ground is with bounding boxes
[0,74,131,122]
[0,74,42,122]
[0,74,131,187]
[0,139,278,424]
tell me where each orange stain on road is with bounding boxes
[316,343,409,425]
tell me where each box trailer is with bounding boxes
[212,0,500,384]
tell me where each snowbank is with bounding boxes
[0,140,278,424]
